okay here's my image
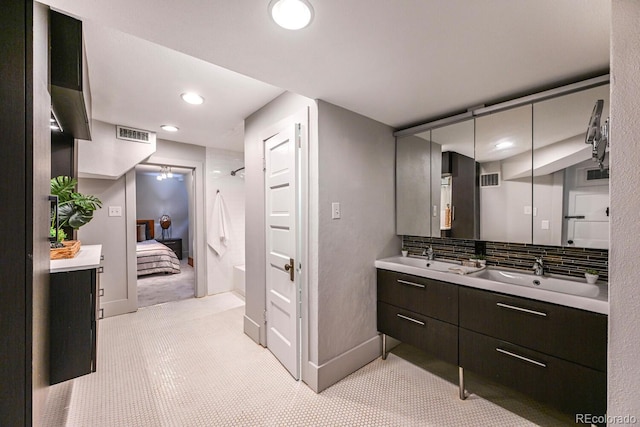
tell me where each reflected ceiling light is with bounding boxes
[161,125,179,132]
[269,0,314,30]
[495,141,514,150]
[180,92,204,105]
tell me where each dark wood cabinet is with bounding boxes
[441,151,479,239]
[158,238,183,260]
[378,301,458,365]
[377,269,459,364]
[459,328,606,417]
[459,286,607,371]
[377,269,458,324]
[49,268,100,384]
[376,268,607,418]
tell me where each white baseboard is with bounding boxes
[304,335,381,393]
[243,315,261,345]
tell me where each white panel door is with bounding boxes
[566,189,609,248]
[265,124,299,379]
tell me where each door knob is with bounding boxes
[284,258,294,282]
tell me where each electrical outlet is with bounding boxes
[331,202,341,219]
[108,206,122,217]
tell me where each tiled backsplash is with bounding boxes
[402,236,609,282]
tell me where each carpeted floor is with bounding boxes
[41,293,573,427]
[137,259,195,307]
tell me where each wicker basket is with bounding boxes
[50,240,81,260]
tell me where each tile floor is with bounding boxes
[42,293,573,426]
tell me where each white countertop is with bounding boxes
[50,244,103,273]
[375,256,609,315]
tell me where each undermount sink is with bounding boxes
[472,268,600,298]
[386,256,459,273]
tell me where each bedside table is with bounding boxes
[158,238,183,260]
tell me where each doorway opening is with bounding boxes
[135,164,196,307]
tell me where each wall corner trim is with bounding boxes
[243,315,261,345]
[305,335,381,393]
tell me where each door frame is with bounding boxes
[129,156,207,300]
[259,109,309,383]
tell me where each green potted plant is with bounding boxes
[50,176,102,248]
[585,268,599,284]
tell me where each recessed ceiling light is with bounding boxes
[495,141,514,150]
[161,125,179,132]
[181,92,204,105]
[269,0,314,30]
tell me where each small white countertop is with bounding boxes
[50,244,103,273]
[375,256,609,315]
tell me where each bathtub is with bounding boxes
[233,264,245,296]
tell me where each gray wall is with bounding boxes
[610,0,640,418]
[136,172,189,256]
[316,100,399,364]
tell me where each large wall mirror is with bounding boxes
[395,80,609,249]
[533,84,610,249]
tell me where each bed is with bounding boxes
[136,219,181,276]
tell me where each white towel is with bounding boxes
[208,192,229,256]
[448,265,486,275]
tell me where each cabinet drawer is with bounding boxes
[459,286,606,371]
[377,269,458,324]
[377,301,458,365]
[460,328,606,417]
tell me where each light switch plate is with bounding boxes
[331,202,341,219]
[541,220,550,230]
[108,206,122,217]
[524,206,532,215]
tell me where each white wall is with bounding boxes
[609,0,640,418]
[532,171,564,246]
[205,148,245,295]
[78,119,156,179]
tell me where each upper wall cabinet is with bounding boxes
[395,79,609,249]
[532,85,610,249]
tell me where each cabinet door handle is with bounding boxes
[284,258,294,282]
[396,313,425,326]
[496,348,547,368]
[496,302,546,317]
[397,279,425,289]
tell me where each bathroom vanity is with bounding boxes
[376,256,607,418]
[50,245,103,384]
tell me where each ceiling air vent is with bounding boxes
[116,125,153,143]
[480,172,500,188]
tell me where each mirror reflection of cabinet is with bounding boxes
[533,85,610,248]
[475,105,533,244]
[430,120,478,239]
[394,78,609,249]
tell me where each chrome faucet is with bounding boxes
[532,257,545,276]
[422,245,434,260]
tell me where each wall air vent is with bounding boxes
[586,168,610,181]
[116,125,153,143]
[480,172,500,188]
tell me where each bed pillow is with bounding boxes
[137,224,146,242]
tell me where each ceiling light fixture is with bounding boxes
[495,141,514,150]
[180,92,204,105]
[269,0,314,30]
[161,125,179,132]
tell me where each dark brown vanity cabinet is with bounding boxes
[50,268,100,384]
[377,269,458,365]
[458,287,607,417]
[377,269,607,418]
